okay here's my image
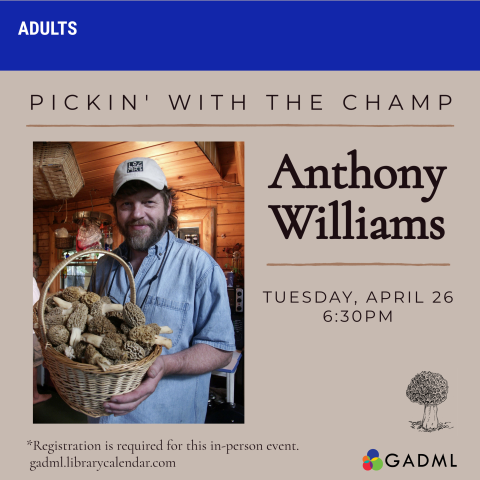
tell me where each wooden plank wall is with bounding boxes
[176,184,245,275]
[34,183,245,286]
[33,213,52,282]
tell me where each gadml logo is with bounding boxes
[363,449,383,471]
[363,451,457,469]
[384,453,457,468]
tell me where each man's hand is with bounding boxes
[104,356,166,416]
[103,344,233,416]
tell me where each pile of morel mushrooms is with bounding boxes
[42,287,172,371]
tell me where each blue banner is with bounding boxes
[1,1,479,70]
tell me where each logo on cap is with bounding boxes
[127,161,144,173]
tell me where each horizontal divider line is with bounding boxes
[267,262,450,267]
[26,124,454,128]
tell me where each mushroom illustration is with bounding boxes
[90,300,123,318]
[123,302,146,327]
[123,341,146,361]
[66,303,89,347]
[80,292,101,309]
[47,325,70,346]
[87,316,117,335]
[84,344,112,371]
[82,333,129,361]
[128,325,172,350]
[406,371,449,430]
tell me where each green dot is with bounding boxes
[372,458,383,471]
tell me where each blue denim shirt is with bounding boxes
[87,230,236,424]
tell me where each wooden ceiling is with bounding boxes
[33,141,236,208]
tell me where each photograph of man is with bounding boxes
[88,157,236,423]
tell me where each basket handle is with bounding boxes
[37,249,136,346]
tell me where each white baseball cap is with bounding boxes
[113,157,168,195]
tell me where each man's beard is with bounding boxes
[118,217,169,252]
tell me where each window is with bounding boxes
[61,262,95,290]
[59,241,104,290]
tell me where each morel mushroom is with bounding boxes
[46,306,73,318]
[84,344,112,371]
[44,310,68,329]
[100,296,112,304]
[147,324,173,335]
[87,315,117,335]
[123,302,146,327]
[106,306,124,317]
[143,345,154,357]
[66,303,88,347]
[54,343,75,359]
[129,325,172,350]
[52,297,73,310]
[90,300,123,318]
[82,333,129,361]
[123,341,146,361]
[148,324,161,335]
[81,292,101,308]
[104,332,126,348]
[54,343,68,354]
[62,286,87,303]
[120,323,131,335]
[111,358,130,365]
[47,325,70,346]
[45,294,59,313]
[74,341,88,361]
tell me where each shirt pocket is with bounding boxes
[143,296,189,350]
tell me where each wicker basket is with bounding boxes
[33,249,162,417]
[33,143,84,200]
[55,236,75,250]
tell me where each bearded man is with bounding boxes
[88,158,235,423]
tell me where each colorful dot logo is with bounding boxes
[363,449,383,471]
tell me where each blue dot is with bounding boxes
[367,449,379,459]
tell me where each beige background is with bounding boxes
[2,72,478,478]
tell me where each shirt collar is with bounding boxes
[117,230,172,261]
